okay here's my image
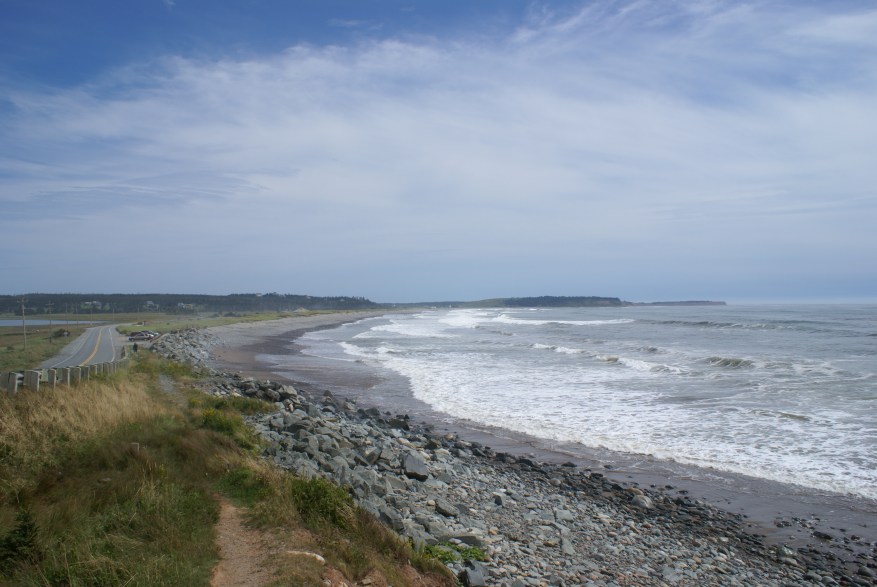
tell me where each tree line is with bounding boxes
[0,293,382,315]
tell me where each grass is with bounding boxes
[0,323,92,372]
[113,309,340,336]
[0,309,337,371]
[0,353,455,586]
[424,542,488,564]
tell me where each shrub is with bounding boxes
[423,542,487,564]
[288,476,355,530]
[201,408,238,436]
[200,409,259,451]
[0,510,39,574]
[219,467,269,506]
[192,395,270,415]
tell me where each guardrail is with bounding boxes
[1,355,129,394]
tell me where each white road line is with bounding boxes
[107,326,117,361]
[46,328,92,368]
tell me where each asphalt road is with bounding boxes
[41,324,127,368]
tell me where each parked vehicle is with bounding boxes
[127,331,159,341]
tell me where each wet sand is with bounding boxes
[206,312,877,563]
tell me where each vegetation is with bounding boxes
[0,293,381,316]
[389,295,627,308]
[0,354,454,586]
[0,322,92,371]
[114,310,329,336]
[1,309,348,371]
[466,296,624,308]
[423,542,488,564]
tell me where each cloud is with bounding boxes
[1,2,876,300]
[328,18,381,31]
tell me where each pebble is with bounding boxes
[154,329,876,587]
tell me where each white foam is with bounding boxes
[494,315,635,327]
[438,309,495,329]
[338,341,370,359]
[617,357,656,372]
[375,346,401,355]
[366,321,457,339]
[531,343,588,355]
[322,307,877,500]
[379,351,875,499]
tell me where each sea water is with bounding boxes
[293,305,877,500]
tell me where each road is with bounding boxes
[41,324,127,368]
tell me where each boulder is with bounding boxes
[403,453,429,481]
[631,494,654,509]
[458,561,488,587]
[435,498,458,518]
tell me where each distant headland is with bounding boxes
[397,296,726,308]
[0,293,725,316]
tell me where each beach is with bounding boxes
[207,311,391,380]
[190,311,877,585]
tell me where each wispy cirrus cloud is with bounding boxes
[1,2,875,300]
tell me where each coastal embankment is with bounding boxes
[150,316,877,586]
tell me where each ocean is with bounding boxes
[284,304,877,502]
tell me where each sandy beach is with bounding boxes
[208,311,389,378]
[204,311,877,574]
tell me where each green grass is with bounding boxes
[0,377,221,585]
[218,467,270,507]
[0,323,92,371]
[200,408,262,451]
[189,393,271,416]
[114,310,337,336]
[0,355,455,587]
[131,355,199,379]
[423,542,488,564]
[0,309,341,371]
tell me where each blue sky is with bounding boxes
[1,1,876,303]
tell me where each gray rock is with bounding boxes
[378,505,404,532]
[458,561,488,587]
[402,520,433,548]
[148,329,865,587]
[561,536,575,555]
[435,498,459,517]
[631,494,653,509]
[454,533,485,548]
[403,453,430,481]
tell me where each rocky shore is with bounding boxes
[151,329,877,586]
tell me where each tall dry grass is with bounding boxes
[0,358,454,586]
[0,374,175,497]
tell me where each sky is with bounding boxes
[1,1,876,303]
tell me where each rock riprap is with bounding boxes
[155,328,877,586]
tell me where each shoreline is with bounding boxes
[196,311,877,581]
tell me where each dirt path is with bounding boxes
[211,501,276,587]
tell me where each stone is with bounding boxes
[455,533,485,548]
[147,328,866,587]
[458,561,488,587]
[631,495,653,509]
[561,537,576,555]
[378,505,404,532]
[435,498,458,517]
[403,453,430,481]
